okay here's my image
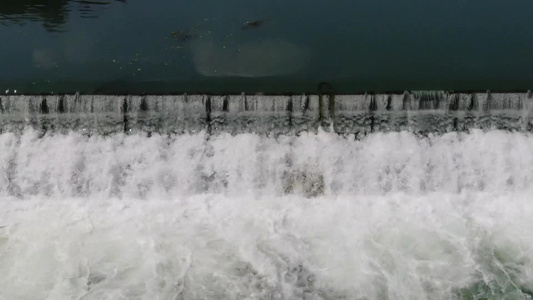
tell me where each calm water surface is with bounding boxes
[1,0,532,93]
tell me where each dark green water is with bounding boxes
[1,0,532,94]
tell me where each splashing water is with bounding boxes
[1,129,533,299]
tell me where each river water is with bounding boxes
[2,0,533,93]
[1,129,533,299]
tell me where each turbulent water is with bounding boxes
[1,129,533,299]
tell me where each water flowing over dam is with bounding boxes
[3,0,533,297]
[2,91,533,135]
[2,93,533,299]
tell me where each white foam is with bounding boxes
[1,130,533,299]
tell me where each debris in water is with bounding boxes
[242,19,268,30]
[171,30,195,42]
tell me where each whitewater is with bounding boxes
[1,129,533,299]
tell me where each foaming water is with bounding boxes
[1,130,533,299]
[2,129,533,198]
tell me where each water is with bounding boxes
[1,129,533,299]
[2,0,533,93]
[2,92,533,135]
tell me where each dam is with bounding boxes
[2,1,533,299]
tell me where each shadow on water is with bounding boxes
[0,0,124,32]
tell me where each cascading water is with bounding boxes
[1,91,532,135]
[1,94,533,299]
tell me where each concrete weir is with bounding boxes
[1,91,532,135]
